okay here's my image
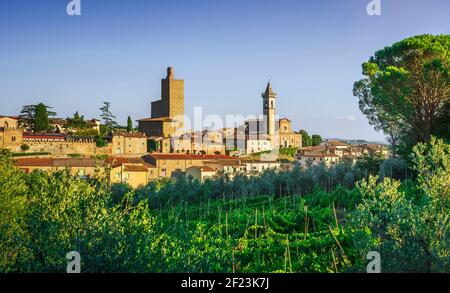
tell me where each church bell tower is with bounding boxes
[262,81,277,137]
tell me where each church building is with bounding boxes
[245,82,301,150]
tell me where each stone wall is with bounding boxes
[26,141,98,156]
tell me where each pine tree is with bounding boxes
[99,101,118,135]
[34,103,50,133]
[19,103,55,131]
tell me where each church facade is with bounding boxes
[245,82,302,152]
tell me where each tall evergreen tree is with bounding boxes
[127,116,133,132]
[19,103,55,131]
[34,103,51,133]
[99,101,118,135]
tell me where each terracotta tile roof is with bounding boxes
[14,158,106,167]
[23,133,67,140]
[298,146,325,152]
[123,165,149,172]
[242,159,280,164]
[323,140,350,147]
[112,131,147,138]
[53,158,105,168]
[297,152,340,158]
[215,159,246,167]
[105,157,155,168]
[15,158,54,167]
[148,153,236,161]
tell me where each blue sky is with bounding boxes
[0,0,449,141]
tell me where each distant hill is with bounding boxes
[324,138,388,145]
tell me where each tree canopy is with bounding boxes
[66,112,89,130]
[298,130,312,147]
[19,103,56,132]
[354,34,450,157]
[311,135,323,146]
[34,103,51,133]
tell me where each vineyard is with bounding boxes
[146,194,372,273]
[0,137,449,273]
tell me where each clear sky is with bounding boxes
[0,0,449,141]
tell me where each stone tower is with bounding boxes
[150,67,184,127]
[262,81,277,137]
[139,67,185,139]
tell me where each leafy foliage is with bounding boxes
[312,135,323,146]
[354,34,450,157]
[0,138,448,273]
[298,129,312,147]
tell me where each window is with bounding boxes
[12,136,16,142]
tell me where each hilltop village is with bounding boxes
[0,67,388,187]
